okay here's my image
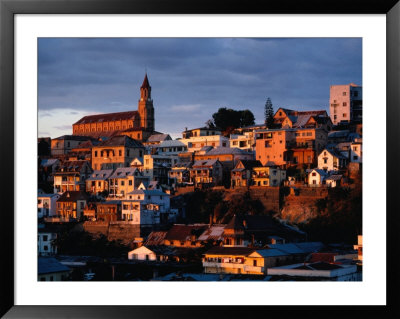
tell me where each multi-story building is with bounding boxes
[142,154,179,184]
[180,135,229,152]
[329,83,362,125]
[231,160,262,187]
[56,191,89,220]
[154,140,187,155]
[318,148,348,172]
[255,128,328,167]
[121,189,171,225]
[350,138,362,163]
[51,135,96,157]
[253,166,286,187]
[168,162,192,185]
[182,127,222,139]
[85,169,114,195]
[38,228,57,255]
[38,193,61,218]
[91,135,145,170]
[96,200,122,221]
[108,167,149,199]
[190,159,223,186]
[203,246,289,275]
[53,160,92,193]
[229,132,256,152]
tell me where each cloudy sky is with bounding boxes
[38,38,362,139]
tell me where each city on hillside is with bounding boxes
[37,39,362,282]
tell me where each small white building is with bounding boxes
[318,148,348,172]
[128,246,157,261]
[38,193,61,218]
[325,174,343,188]
[307,169,328,186]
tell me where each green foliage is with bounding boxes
[212,107,255,133]
[53,230,130,257]
[264,98,274,128]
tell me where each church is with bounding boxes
[72,74,156,141]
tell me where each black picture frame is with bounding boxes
[1,0,399,318]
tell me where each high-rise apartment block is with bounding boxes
[329,83,362,125]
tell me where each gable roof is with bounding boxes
[73,111,138,125]
[147,133,171,143]
[192,159,221,168]
[86,169,114,181]
[205,147,249,156]
[109,167,141,179]
[57,191,89,202]
[145,231,168,245]
[164,224,209,241]
[234,160,263,171]
[95,135,144,148]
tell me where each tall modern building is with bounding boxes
[329,83,362,125]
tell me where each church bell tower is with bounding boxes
[138,73,155,131]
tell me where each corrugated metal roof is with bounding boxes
[256,249,289,257]
[38,257,70,275]
[86,169,114,181]
[95,135,144,148]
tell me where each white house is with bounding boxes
[155,140,187,155]
[325,174,343,188]
[128,246,157,261]
[180,135,229,152]
[122,189,171,225]
[318,148,348,172]
[38,193,61,218]
[307,169,328,186]
[38,228,57,255]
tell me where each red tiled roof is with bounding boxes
[164,225,208,241]
[73,111,138,125]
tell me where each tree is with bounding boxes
[212,107,255,133]
[240,110,255,127]
[264,98,274,128]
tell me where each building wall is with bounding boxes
[92,146,144,170]
[38,232,57,255]
[180,135,229,152]
[38,271,70,281]
[329,84,362,125]
[51,139,83,156]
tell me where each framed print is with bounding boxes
[1,0,399,318]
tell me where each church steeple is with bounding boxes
[138,73,154,131]
[140,73,151,100]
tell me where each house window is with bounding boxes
[312,172,316,176]
[119,150,122,156]
[313,180,316,184]
[253,260,257,266]
[129,180,132,186]
[44,245,48,251]
[343,102,347,106]
[121,181,125,186]
[43,235,48,241]
[95,151,98,157]
[343,113,347,118]
[353,156,359,160]
[343,92,347,96]
[323,158,328,164]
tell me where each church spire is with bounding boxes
[141,73,150,89]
